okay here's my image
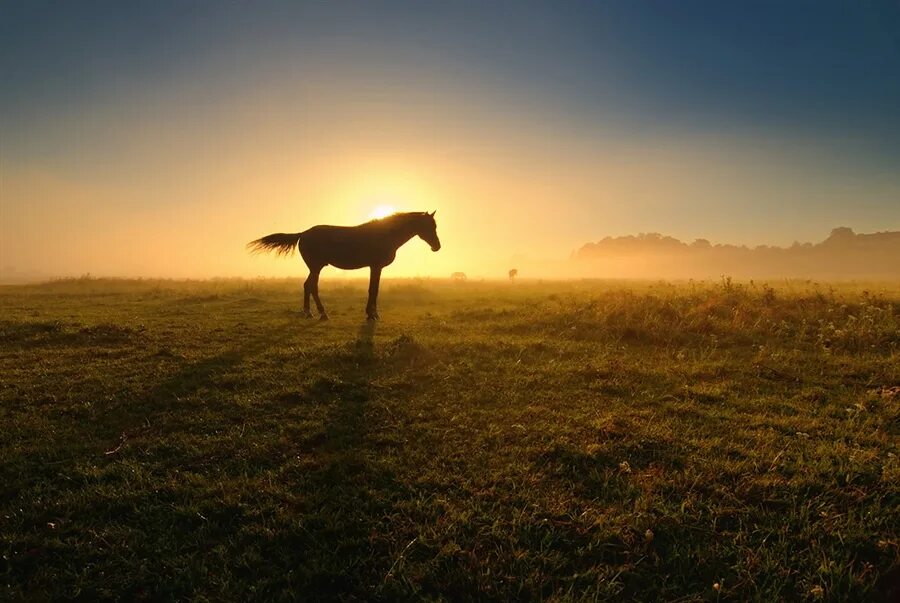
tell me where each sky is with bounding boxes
[2,0,899,280]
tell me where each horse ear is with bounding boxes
[429,210,436,217]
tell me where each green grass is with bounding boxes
[2,277,898,601]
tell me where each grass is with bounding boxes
[1,277,898,601]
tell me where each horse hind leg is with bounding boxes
[302,275,314,318]
[310,268,328,320]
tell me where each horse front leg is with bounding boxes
[366,266,382,321]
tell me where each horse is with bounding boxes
[247,211,441,320]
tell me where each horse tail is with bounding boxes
[246,232,303,257]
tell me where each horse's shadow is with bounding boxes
[319,319,378,450]
[353,319,377,361]
[285,319,410,595]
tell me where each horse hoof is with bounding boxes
[319,313,329,321]
[367,314,379,321]
[302,311,313,319]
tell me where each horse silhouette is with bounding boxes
[248,211,440,320]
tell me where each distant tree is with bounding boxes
[828,227,855,242]
[451,272,467,282]
[572,226,899,278]
[508,268,518,281]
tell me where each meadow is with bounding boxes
[1,277,898,601]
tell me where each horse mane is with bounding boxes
[362,212,429,228]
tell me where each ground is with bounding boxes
[1,277,898,601]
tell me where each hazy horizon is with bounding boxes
[3,1,899,281]
[3,224,898,284]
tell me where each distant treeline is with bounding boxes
[574,227,900,279]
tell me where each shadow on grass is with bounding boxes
[4,316,410,600]
[99,319,311,436]
[261,319,416,599]
[0,320,142,349]
[5,319,307,494]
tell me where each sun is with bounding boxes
[368,204,396,220]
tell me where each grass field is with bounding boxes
[2,277,898,601]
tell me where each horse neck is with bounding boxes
[385,218,418,249]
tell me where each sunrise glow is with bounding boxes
[368,205,396,220]
[1,2,897,283]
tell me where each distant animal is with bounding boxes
[247,212,441,320]
[451,272,467,282]
[508,268,518,281]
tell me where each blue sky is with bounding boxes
[4,1,899,148]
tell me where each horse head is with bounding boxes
[416,211,441,252]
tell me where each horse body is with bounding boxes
[299,223,409,270]
[248,212,440,320]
